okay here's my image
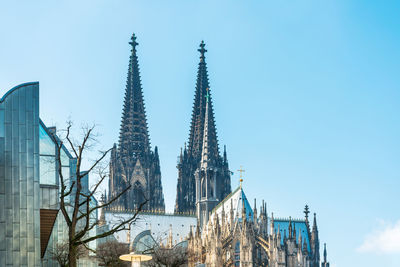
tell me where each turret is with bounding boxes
[242,196,247,223]
[195,219,200,238]
[298,229,302,248]
[167,224,173,248]
[221,201,225,227]
[195,87,220,228]
[293,222,296,242]
[277,225,281,248]
[270,212,274,235]
[253,198,257,223]
[303,238,308,255]
[230,198,234,228]
[321,243,330,267]
[98,192,106,226]
[311,213,320,267]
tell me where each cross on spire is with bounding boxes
[237,166,245,178]
[237,166,245,187]
[129,33,138,51]
[198,40,207,60]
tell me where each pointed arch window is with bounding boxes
[201,177,206,198]
[133,180,145,209]
[209,171,215,198]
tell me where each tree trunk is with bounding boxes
[68,241,77,267]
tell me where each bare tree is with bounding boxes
[144,246,188,267]
[49,242,69,267]
[49,242,87,267]
[96,240,130,267]
[54,122,147,267]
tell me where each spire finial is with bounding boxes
[237,166,245,187]
[304,205,310,221]
[198,40,207,60]
[129,33,138,51]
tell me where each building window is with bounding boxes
[235,241,240,266]
[39,124,57,185]
[39,125,55,156]
[201,178,206,198]
[40,155,56,185]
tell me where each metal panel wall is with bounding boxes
[0,82,40,267]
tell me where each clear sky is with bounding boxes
[1,1,399,266]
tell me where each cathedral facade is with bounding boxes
[108,34,165,211]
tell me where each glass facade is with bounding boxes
[39,121,98,266]
[39,121,73,266]
[0,82,41,267]
[39,122,72,186]
[0,82,99,266]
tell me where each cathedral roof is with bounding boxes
[273,219,311,252]
[210,185,254,223]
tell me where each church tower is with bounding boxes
[108,33,165,211]
[175,41,231,214]
[195,89,220,227]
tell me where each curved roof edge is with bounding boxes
[1,81,39,103]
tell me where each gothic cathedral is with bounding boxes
[105,34,330,267]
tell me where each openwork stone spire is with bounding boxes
[175,41,231,214]
[200,88,218,168]
[109,33,165,212]
[187,41,219,160]
[118,33,150,159]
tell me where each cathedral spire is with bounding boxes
[187,41,218,159]
[200,88,217,168]
[118,33,150,158]
[175,41,231,214]
[108,34,165,212]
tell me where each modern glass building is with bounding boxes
[0,82,97,266]
[0,82,41,266]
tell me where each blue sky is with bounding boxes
[1,1,399,266]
